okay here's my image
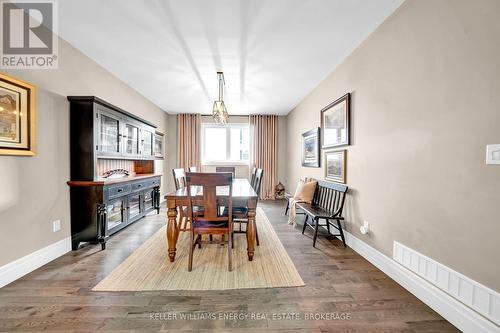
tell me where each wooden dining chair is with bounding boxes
[230,168,263,247]
[188,166,197,172]
[250,166,257,186]
[185,172,233,271]
[172,168,186,190]
[172,168,191,231]
[216,166,235,175]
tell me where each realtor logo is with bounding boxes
[1,0,58,69]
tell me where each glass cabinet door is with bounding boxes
[141,129,153,157]
[144,189,154,211]
[125,124,140,155]
[107,198,125,231]
[100,113,121,154]
[128,193,141,220]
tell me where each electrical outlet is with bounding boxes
[52,220,61,232]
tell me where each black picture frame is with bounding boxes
[320,93,350,149]
[301,127,320,167]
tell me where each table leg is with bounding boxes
[167,200,179,262]
[246,199,257,261]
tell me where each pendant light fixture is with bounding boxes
[212,71,229,124]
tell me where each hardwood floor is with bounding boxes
[0,200,459,332]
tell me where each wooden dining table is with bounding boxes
[164,178,259,262]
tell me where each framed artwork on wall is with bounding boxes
[321,93,350,148]
[154,131,164,159]
[0,73,37,156]
[301,127,320,167]
[324,150,346,183]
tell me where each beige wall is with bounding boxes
[286,0,500,291]
[0,39,169,267]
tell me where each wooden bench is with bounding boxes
[297,180,348,247]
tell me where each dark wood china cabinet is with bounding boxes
[67,96,162,250]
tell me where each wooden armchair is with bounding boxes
[185,172,234,271]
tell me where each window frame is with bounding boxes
[201,122,250,165]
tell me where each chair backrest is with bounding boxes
[172,168,186,190]
[252,168,264,197]
[250,166,257,185]
[216,166,235,174]
[185,172,233,223]
[188,166,198,172]
[312,180,348,217]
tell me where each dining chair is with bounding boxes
[185,172,233,271]
[229,168,263,247]
[172,168,186,190]
[188,166,197,172]
[250,166,257,187]
[172,168,191,231]
[216,166,235,176]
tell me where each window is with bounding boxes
[202,123,249,164]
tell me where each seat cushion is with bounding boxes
[222,206,248,216]
[193,220,228,228]
[293,179,317,203]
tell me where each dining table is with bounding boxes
[164,178,259,262]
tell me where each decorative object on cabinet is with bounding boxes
[0,73,37,156]
[154,131,164,159]
[301,127,320,167]
[102,169,130,179]
[324,150,346,183]
[321,93,350,148]
[67,96,161,251]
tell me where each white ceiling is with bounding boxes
[58,0,403,115]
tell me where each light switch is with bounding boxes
[486,144,500,164]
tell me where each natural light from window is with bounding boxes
[202,123,249,164]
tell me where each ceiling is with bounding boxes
[58,0,403,115]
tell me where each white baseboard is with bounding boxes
[336,231,500,333]
[0,237,71,288]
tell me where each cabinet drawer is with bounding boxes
[131,180,149,192]
[148,177,160,187]
[108,184,131,198]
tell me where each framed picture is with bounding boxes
[321,93,350,148]
[0,73,37,156]
[324,150,346,183]
[154,131,164,159]
[301,127,320,167]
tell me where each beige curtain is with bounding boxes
[250,115,278,200]
[177,114,202,170]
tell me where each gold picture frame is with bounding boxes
[324,150,346,183]
[0,72,37,156]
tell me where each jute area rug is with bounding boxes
[93,207,304,291]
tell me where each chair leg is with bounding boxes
[326,219,331,235]
[228,232,233,271]
[302,215,309,234]
[336,219,346,247]
[313,218,320,248]
[255,222,260,246]
[197,234,202,249]
[285,200,289,215]
[231,232,234,249]
[188,232,194,271]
